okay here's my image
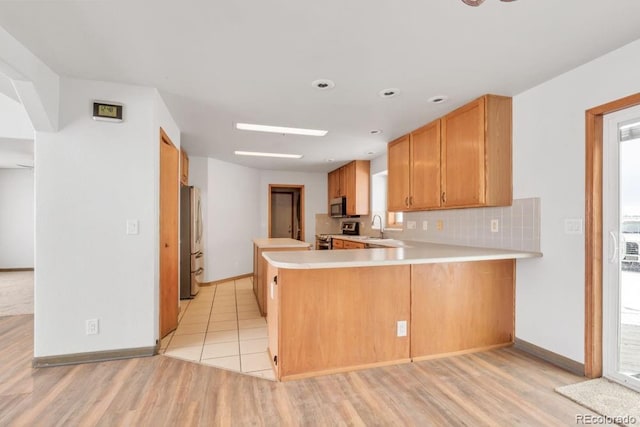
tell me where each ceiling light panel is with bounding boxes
[235,122,328,136]
[234,151,303,159]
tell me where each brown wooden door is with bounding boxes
[441,98,485,207]
[387,135,411,211]
[411,120,442,210]
[160,129,179,338]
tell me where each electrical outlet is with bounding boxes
[86,319,99,335]
[436,220,443,231]
[422,221,428,231]
[491,219,499,233]
[407,221,416,230]
[397,320,407,337]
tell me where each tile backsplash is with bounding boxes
[315,198,541,252]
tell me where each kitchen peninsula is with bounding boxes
[253,238,311,316]
[263,241,541,381]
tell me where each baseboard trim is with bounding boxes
[202,272,252,286]
[0,268,34,272]
[33,345,157,368]
[514,338,584,376]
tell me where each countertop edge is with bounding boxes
[262,246,542,270]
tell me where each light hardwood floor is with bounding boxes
[0,314,600,426]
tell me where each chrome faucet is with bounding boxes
[371,214,384,239]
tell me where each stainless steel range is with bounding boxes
[315,221,361,250]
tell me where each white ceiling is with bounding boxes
[1,0,639,172]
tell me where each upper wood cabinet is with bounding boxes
[327,160,370,216]
[441,95,512,208]
[387,94,512,211]
[328,167,344,199]
[388,120,441,211]
[180,148,189,186]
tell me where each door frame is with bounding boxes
[585,92,640,378]
[268,184,305,240]
[159,128,179,338]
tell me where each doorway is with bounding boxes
[602,106,640,392]
[159,129,179,338]
[268,185,304,240]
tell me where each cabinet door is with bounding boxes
[441,98,485,207]
[342,162,356,213]
[332,239,344,249]
[343,240,365,249]
[266,263,279,379]
[387,135,411,212]
[180,149,189,185]
[410,121,441,210]
[328,169,339,200]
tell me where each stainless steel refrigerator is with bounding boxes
[180,185,204,299]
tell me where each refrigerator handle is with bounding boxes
[195,251,203,258]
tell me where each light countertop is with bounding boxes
[262,240,542,269]
[253,238,312,249]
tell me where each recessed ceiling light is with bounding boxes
[370,129,382,135]
[326,158,335,162]
[428,95,449,104]
[378,88,400,99]
[367,151,376,155]
[312,79,335,90]
[235,122,327,136]
[234,151,303,159]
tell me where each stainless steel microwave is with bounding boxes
[330,197,347,218]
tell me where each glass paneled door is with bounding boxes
[603,106,640,392]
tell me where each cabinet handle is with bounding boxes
[409,196,413,206]
[405,196,409,207]
[441,192,446,204]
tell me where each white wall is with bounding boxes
[513,38,640,363]
[34,78,179,357]
[0,168,33,268]
[200,157,259,282]
[0,92,33,139]
[189,158,326,282]
[258,170,327,244]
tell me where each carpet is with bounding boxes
[556,378,640,426]
[0,271,34,316]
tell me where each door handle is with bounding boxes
[609,231,618,263]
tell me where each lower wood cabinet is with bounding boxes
[332,238,365,250]
[266,259,516,381]
[410,259,515,359]
[253,244,310,316]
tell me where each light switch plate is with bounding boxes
[422,221,428,231]
[491,219,499,233]
[565,218,583,234]
[407,221,416,230]
[126,219,139,235]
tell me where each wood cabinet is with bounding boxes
[180,148,189,185]
[441,95,511,208]
[331,238,366,250]
[410,260,515,360]
[387,94,512,211]
[327,160,370,216]
[268,265,411,381]
[327,168,344,199]
[253,243,310,316]
[388,120,441,211]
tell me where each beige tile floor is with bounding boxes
[160,277,275,380]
